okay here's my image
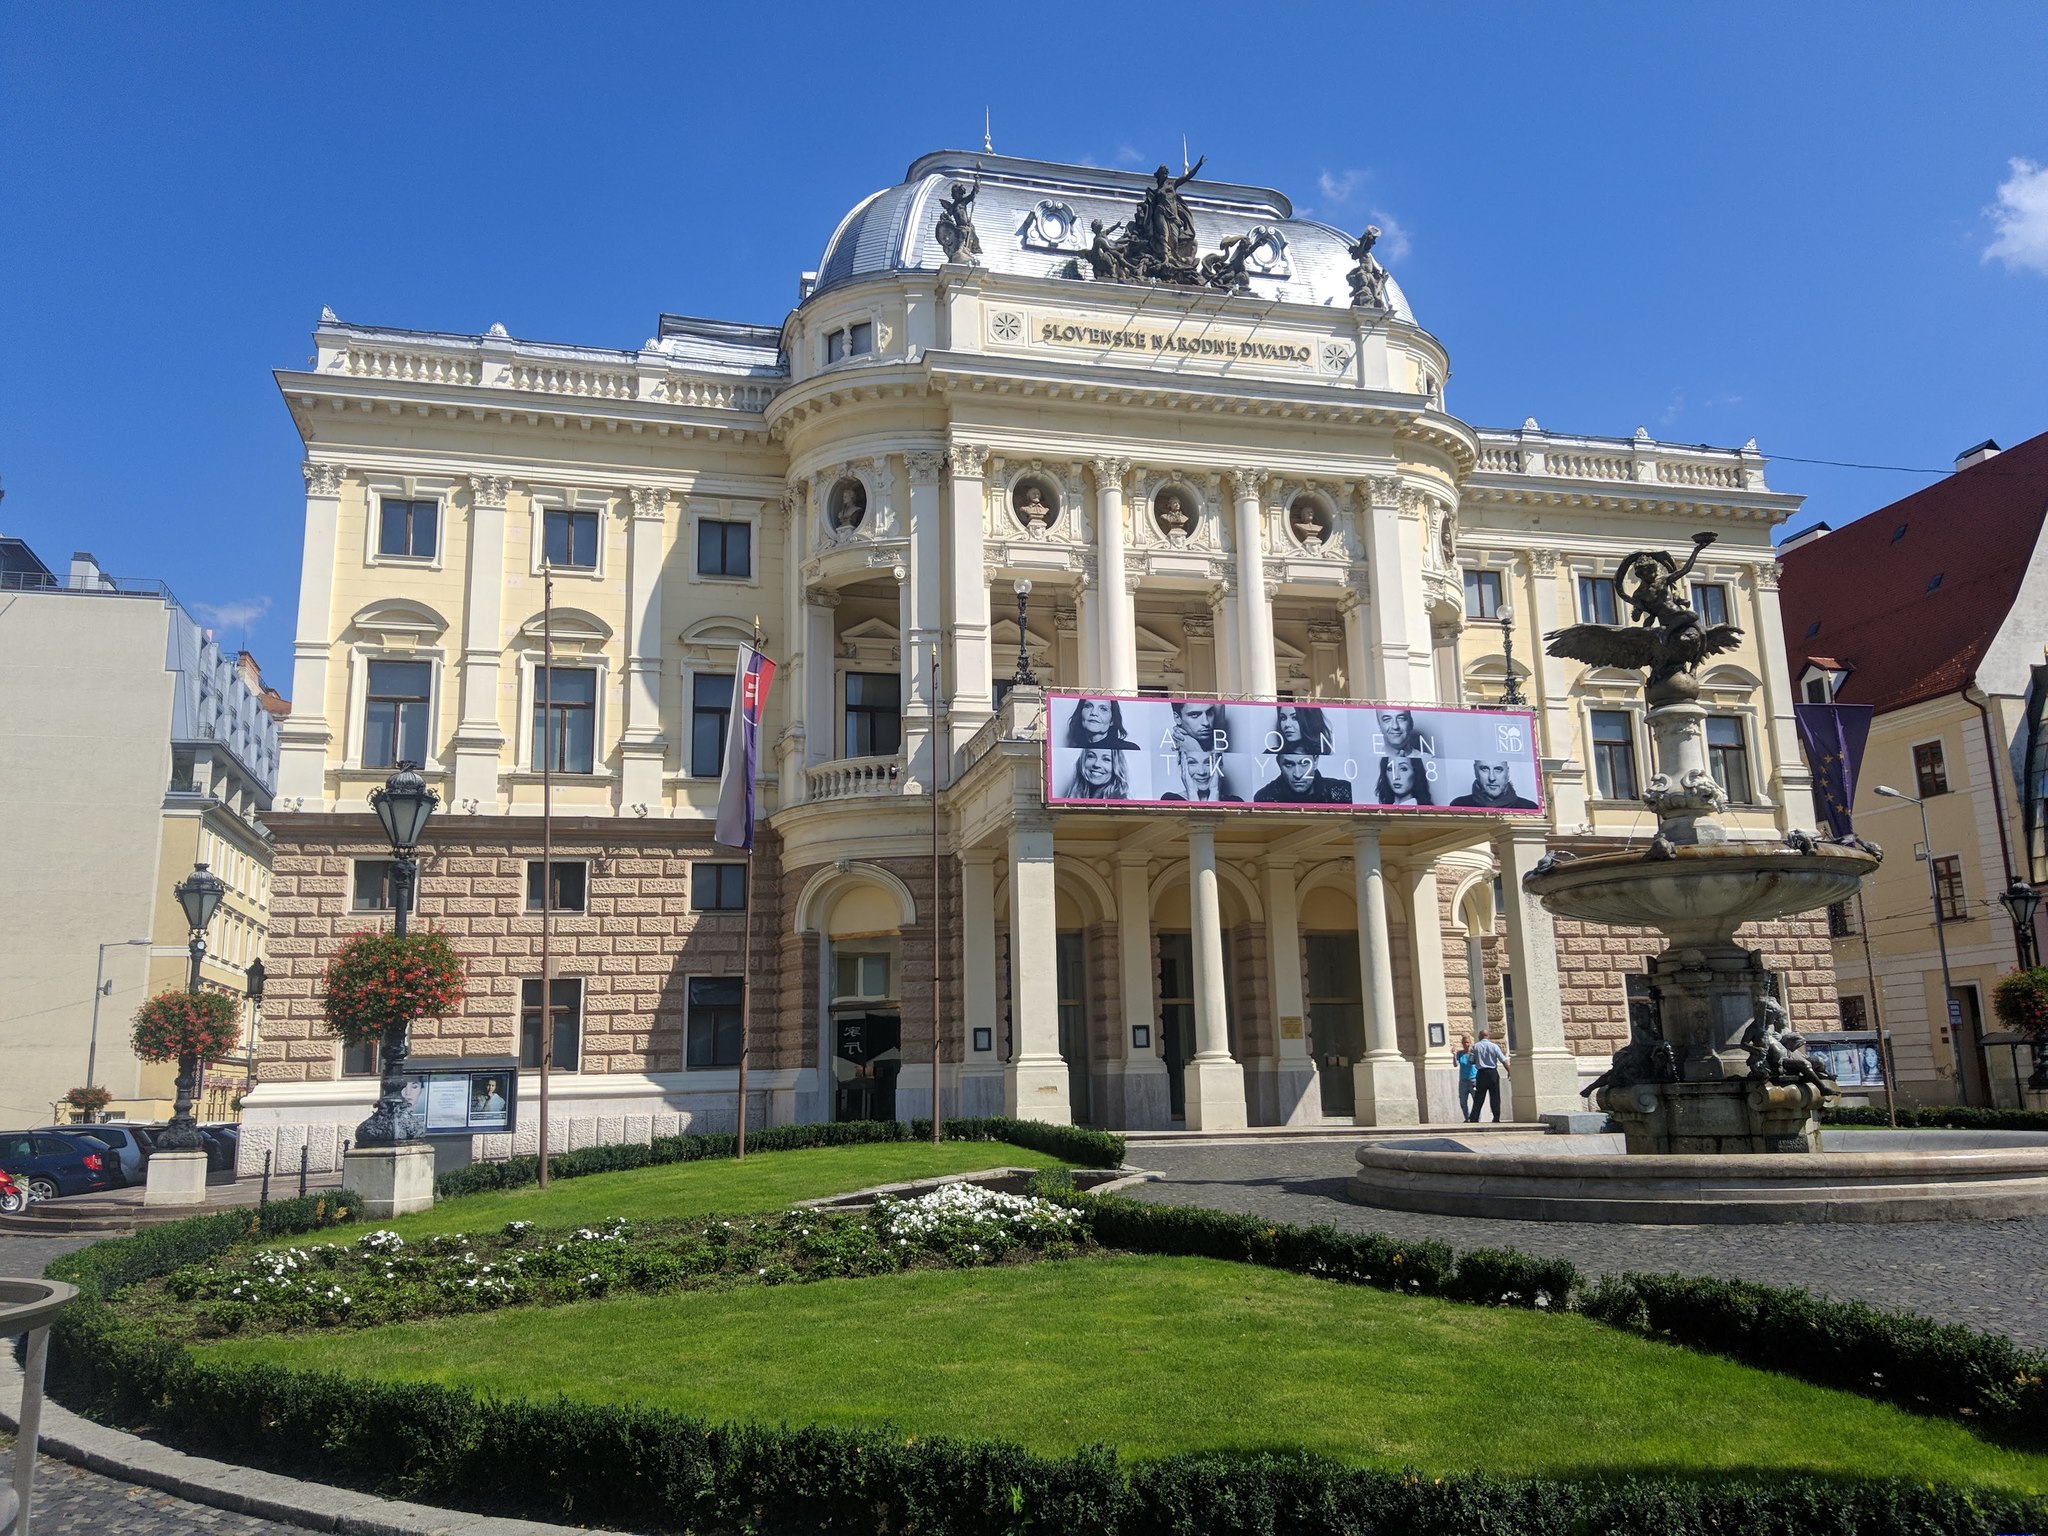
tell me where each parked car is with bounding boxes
[0,1131,117,1200]
[36,1124,154,1186]
[200,1124,241,1173]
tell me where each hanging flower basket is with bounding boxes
[1993,966,2048,1037]
[64,1085,113,1116]
[322,930,467,1047]
[131,989,242,1064]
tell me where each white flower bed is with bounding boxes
[873,1183,1084,1260]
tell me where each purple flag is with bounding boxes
[1794,703,1873,839]
[714,644,776,850]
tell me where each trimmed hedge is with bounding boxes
[43,1191,360,1303]
[434,1116,1126,1200]
[1827,1103,2048,1133]
[1582,1270,2048,1443]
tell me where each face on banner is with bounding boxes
[1045,694,1543,814]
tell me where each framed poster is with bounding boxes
[395,1056,519,1137]
[1045,694,1543,815]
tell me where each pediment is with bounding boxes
[349,598,448,640]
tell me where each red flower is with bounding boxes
[132,990,241,1064]
[320,929,468,1046]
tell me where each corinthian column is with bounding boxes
[1092,457,1137,694]
[1230,468,1277,699]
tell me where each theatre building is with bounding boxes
[242,149,1836,1169]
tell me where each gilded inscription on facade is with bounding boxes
[1011,313,1318,369]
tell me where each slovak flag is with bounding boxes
[714,643,777,850]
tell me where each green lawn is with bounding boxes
[304,1142,1067,1242]
[204,1253,2047,1491]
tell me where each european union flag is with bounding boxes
[1794,703,1873,839]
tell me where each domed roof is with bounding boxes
[812,151,1413,320]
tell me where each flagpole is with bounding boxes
[930,642,943,1146]
[538,562,553,1190]
[736,616,763,1160]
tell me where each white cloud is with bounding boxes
[194,596,272,632]
[1113,144,1147,169]
[1368,211,1411,262]
[1984,157,2048,276]
[1317,168,1363,204]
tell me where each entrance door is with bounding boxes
[1157,932,1195,1120]
[833,1012,901,1122]
[1056,932,1092,1126]
[1306,932,1365,1118]
[1955,985,1991,1107]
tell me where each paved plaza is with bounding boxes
[0,1444,299,1535]
[1124,1139,2048,1346]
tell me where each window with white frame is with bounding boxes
[696,520,752,579]
[1691,582,1731,628]
[542,507,600,570]
[526,859,588,913]
[825,322,874,363]
[1577,575,1618,625]
[691,672,733,777]
[364,660,432,768]
[1463,569,1502,620]
[531,667,597,774]
[377,498,438,560]
[1705,715,1753,804]
[1590,709,1639,801]
[519,977,582,1071]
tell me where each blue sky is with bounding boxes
[5,4,2046,680]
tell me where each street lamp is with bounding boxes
[1998,878,2041,969]
[1499,603,1527,708]
[1012,579,1037,686]
[242,957,267,1092]
[358,762,438,1145]
[161,862,227,1149]
[1874,784,1968,1103]
[1997,878,2046,1092]
[86,937,153,1104]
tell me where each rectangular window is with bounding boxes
[378,498,439,559]
[834,952,891,1001]
[691,862,747,911]
[848,321,873,355]
[1463,569,1502,620]
[1826,900,1856,939]
[696,519,752,579]
[1932,854,1968,921]
[364,660,432,768]
[1913,740,1949,797]
[519,977,582,1071]
[352,859,396,911]
[1705,715,1752,804]
[826,329,848,363]
[1590,710,1639,801]
[542,508,599,570]
[525,860,588,913]
[531,667,597,774]
[341,1040,379,1076]
[685,976,744,1069]
[691,672,734,778]
[1804,676,1831,704]
[1577,575,1618,625]
[169,747,197,793]
[1692,582,1731,628]
[1839,994,1868,1030]
[844,672,902,758]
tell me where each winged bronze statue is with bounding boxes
[1545,532,1743,687]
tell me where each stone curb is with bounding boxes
[0,1352,589,1536]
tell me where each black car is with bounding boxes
[35,1124,153,1186]
[0,1130,117,1200]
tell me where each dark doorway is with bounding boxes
[1157,932,1195,1120]
[1306,932,1364,1117]
[833,1012,901,1122]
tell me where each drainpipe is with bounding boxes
[1966,681,2022,877]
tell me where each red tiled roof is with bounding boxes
[1779,429,2048,715]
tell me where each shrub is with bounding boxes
[321,929,467,1046]
[1826,1103,2048,1132]
[433,1116,1124,1199]
[64,1084,112,1117]
[130,988,241,1064]
[1581,1270,2048,1445]
[1993,965,2048,1036]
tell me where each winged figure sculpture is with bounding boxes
[1545,532,1744,687]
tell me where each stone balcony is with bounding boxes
[802,754,904,802]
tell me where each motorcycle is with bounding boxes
[0,1167,28,1215]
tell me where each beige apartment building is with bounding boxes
[1781,430,2048,1106]
[242,148,1835,1172]
[0,540,283,1126]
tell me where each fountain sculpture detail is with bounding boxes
[1526,533,1882,1154]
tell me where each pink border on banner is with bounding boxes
[1040,692,1546,816]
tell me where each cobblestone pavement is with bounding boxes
[0,1233,94,1281]
[1,1443,302,1534]
[1125,1141,2048,1347]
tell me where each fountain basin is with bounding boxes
[1524,843,1879,947]
[1347,1129,2048,1223]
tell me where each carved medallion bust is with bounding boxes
[1155,491,1191,547]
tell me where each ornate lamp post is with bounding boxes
[1499,602,1527,708]
[1012,579,1037,686]
[161,863,227,1150]
[356,762,438,1144]
[1997,878,2046,1092]
[242,957,266,1098]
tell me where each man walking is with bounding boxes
[1467,1028,1508,1123]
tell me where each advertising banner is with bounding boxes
[1045,694,1544,815]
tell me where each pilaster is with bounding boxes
[279,461,346,806]
[1494,828,1581,1118]
[946,441,993,753]
[618,483,669,811]
[452,472,513,811]
[1004,817,1070,1123]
